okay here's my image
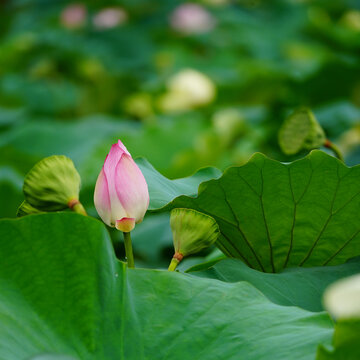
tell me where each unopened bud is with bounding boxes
[278,108,326,155]
[168,208,220,271]
[23,155,82,212]
[94,140,149,231]
[16,201,43,217]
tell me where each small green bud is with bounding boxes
[168,208,220,271]
[16,201,43,217]
[23,155,82,212]
[278,108,326,155]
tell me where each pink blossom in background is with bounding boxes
[60,3,87,29]
[94,140,149,233]
[170,3,216,35]
[93,7,128,30]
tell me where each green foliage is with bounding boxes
[1,0,360,357]
[137,158,221,210]
[189,257,360,312]
[0,166,23,218]
[1,0,360,179]
[160,151,360,272]
[317,321,360,360]
[0,213,333,360]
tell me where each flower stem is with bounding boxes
[168,252,184,271]
[123,232,135,268]
[324,139,344,162]
[68,198,87,215]
[168,258,180,271]
[72,202,87,216]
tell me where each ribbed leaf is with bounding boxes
[162,151,360,272]
[136,158,221,210]
[0,213,332,360]
[188,258,360,312]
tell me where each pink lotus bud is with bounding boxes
[94,140,149,232]
[60,3,87,29]
[93,7,127,30]
[170,3,216,35]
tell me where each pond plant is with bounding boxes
[1,116,360,360]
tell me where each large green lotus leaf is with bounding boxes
[161,150,360,272]
[136,158,221,210]
[188,258,360,312]
[0,213,333,360]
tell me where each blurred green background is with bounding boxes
[1,0,360,267]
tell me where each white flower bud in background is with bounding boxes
[158,69,216,113]
[323,274,360,319]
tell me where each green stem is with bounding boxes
[123,232,135,268]
[324,139,344,162]
[168,258,180,271]
[72,202,87,216]
[68,198,87,216]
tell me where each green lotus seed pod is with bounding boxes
[16,201,43,217]
[23,155,82,211]
[278,108,326,155]
[168,208,220,271]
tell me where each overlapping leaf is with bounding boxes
[0,213,333,360]
[159,151,360,272]
[137,158,221,210]
[188,258,360,312]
